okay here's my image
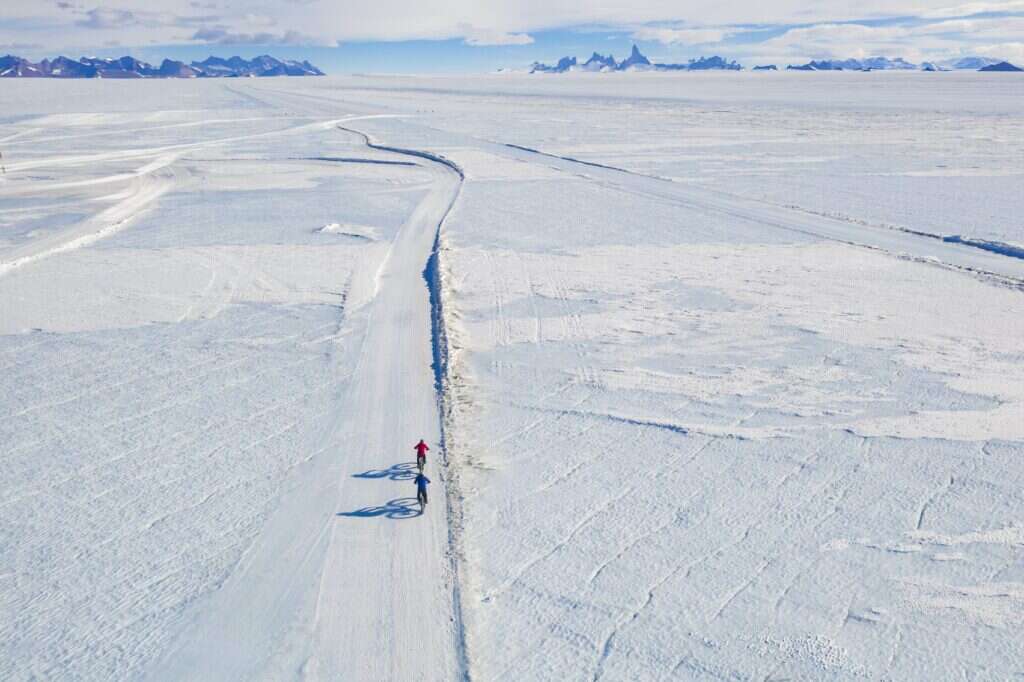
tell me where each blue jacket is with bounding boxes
[415,474,430,491]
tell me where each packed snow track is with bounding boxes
[153,130,466,679]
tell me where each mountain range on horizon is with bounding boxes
[784,55,1020,71]
[1,47,1018,79]
[531,45,741,73]
[0,54,324,78]
[528,45,1020,73]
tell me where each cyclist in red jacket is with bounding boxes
[414,439,429,472]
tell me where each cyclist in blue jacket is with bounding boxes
[415,473,430,508]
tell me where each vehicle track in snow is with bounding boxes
[495,143,1024,287]
[0,114,398,279]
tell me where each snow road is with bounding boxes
[154,129,465,679]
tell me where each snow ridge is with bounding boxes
[426,215,473,682]
[419,157,471,682]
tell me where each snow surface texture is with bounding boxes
[1,74,1022,680]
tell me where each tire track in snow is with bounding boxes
[0,155,182,278]
[0,115,399,279]
[1,115,392,174]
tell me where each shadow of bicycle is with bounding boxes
[338,497,422,520]
[352,462,419,481]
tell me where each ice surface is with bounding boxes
[1,74,1022,680]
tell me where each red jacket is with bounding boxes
[415,441,429,456]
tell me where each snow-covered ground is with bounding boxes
[1,74,1022,680]
[305,71,1024,251]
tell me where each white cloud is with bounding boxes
[631,27,730,45]
[973,41,1024,60]
[459,25,534,46]
[242,13,276,28]
[191,27,326,46]
[719,14,1024,66]
[922,0,1024,18]
[773,23,910,44]
[77,7,138,29]
[0,41,44,50]
[913,16,1024,37]
[755,23,917,60]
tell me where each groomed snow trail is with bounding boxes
[309,127,467,681]
[155,125,466,681]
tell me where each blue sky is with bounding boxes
[2,1,1024,70]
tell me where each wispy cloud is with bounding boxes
[913,15,1024,36]
[77,7,137,29]
[631,26,733,45]
[0,41,44,50]
[192,27,326,46]
[922,0,1024,18]
[459,24,534,46]
[974,40,1024,59]
[760,22,911,57]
